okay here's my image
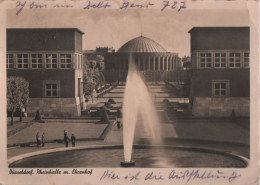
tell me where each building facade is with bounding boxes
[7,28,85,117]
[83,47,115,60]
[189,27,250,117]
[104,36,182,82]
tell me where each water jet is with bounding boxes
[121,53,162,166]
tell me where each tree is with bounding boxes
[182,56,191,69]
[7,76,29,125]
[83,56,105,99]
[96,55,105,71]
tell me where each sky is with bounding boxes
[7,3,249,57]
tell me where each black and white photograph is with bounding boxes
[0,0,259,184]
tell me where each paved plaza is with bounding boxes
[7,84,250,161]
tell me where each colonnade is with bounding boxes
[105,54,179,71]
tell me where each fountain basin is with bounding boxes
[8,145,248,168]
[121,161,135,167]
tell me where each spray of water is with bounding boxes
[122,53,162,162]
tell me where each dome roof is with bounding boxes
[118,36,167,53]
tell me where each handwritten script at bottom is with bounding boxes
[100,169,241,183]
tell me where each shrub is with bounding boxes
[99,106,109,123]
[35,110,42,121]
[108,98,116,104]
[117,109,122,118]
[104,102,111,108]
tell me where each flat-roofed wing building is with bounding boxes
[188,27,250,117]
[7,28,86,117]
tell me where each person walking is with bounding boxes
[64,134,69,147]
[36,132,40,148]
[117,119,122,129]
[41,132,45,147]
[71,134,76,147]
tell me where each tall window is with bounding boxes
[44,80,60,97]
[135,57,138,67]
[229,53,241,68]
[77,54,81,69]
[140,58,144,71]
[155,57,158,70]
[60,54,72,68]
[200,53,212,68]
[214,53,226,68]
[244,52,249,68]
[77,54,82,69]
[145,58,149,70]
[17,54,29,69]
[160,57,163,70]
[46,54,58,69]
[212,80,229,97]
[6,54,15,69]
[74,53,78,69]
[31,54,43,68]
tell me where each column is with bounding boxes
[138,57,141,70]
[172,57,174,70]
[153,56,155,71]
[158,56,160,71]
[143,57,146,71]
[173,57,175,70]
[148,56,151,71]
[166,56,169,71]
[162,56,165,71]
[119,56,121,70]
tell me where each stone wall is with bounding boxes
[27,98,81,117]
[192,97,249,117]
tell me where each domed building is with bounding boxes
[104,36,181,82]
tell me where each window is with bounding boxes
[78,54,82,69]
[6,54,15,69]
[17,54,29,69]
[212,80,229,97]
[244,52,249,68]
[146,58,149,70]
[214,53,226,68]
[46,54,58,68]
[31,54,43,68]
[76,54,83,69]
[60,54,72,68]
[200,53,212,68]
[44,80,60,97]
[229,53,241,68]
[74,53,78,69]
[77,55,81,69]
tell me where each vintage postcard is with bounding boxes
[0,0,259,184]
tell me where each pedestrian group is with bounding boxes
[36,132,45,148]
[35,130,76,148]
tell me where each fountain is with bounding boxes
[7,55,248,168]
[121,54,162,167]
